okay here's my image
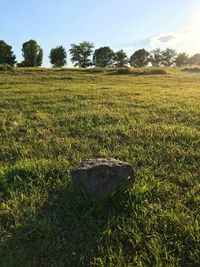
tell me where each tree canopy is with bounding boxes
[0,40,16,66]
[187,53,200,65]
[175,53,189,66]
[49,46,67,67]
[129,49,149,67]
[149,49,163,67]
[114,50,129,67]
[70,41,94,68]
[162,48,177,67]
[20,40,43,67]
[2,38,200,68]
[93,46,114,67]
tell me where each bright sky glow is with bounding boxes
[150,4,200,54]
[1,0,200,66]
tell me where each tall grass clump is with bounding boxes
[0,64,14,72]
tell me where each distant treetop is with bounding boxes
[49,46,67,67]
[19,40,43,67]
[0,40,16,66]
[1,38,200,68]
[70,41,94,68]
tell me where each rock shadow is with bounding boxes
[0,185,132,266]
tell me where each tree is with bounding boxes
[162,48,177,66]
[20,40,43,67]
[70,41,94,68]
[149,49,163,67]
[93,46,114,67]
[175,53,189,66]
[187,53,200,65]
[49,46,67,67]
[129,49,149,67]
[114,49,129,67]
[0,40,16,66]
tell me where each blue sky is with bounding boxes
[1,0,200,66]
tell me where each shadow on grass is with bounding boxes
[106,67,168,76]
[0,185,132,267]
[182,67,200,73]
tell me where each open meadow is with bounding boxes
[0,68,200,266]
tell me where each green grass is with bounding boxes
[0,68,200,266]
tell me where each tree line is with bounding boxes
[1,39,200,68]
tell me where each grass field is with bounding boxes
[0,67,200,266]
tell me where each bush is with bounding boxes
[85,68,106,73]
[144,68,167,75]
[0,64,14,72]
[112,67,167,75]
[182,67,200,73]
[114,67,133,75]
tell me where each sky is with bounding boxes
[1,0,200,66]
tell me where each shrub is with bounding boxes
[0,64,14,72]
[144,68,167,75]
[85,68,106,73]
[182,67,200,73]
[114,67,133,75]
[112,67,167,75]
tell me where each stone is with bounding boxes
[71,158,134,200]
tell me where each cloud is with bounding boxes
[157,35,175,43]
[150,34,177,47]
[149,28,200,55]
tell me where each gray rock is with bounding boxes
[71,158,134,200]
